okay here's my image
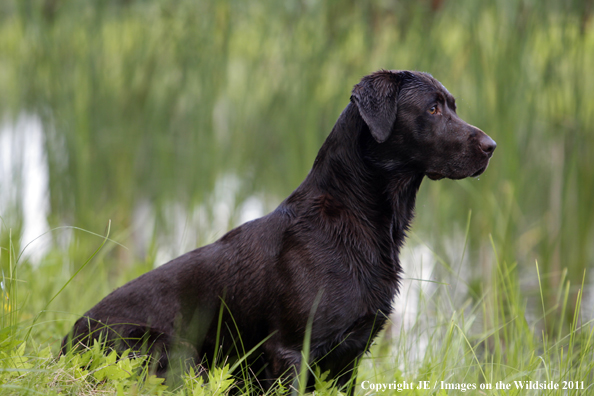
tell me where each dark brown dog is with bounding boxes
[62,70,495,392]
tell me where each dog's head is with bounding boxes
[351,70,496,180]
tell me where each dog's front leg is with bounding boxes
[261,342,303,391]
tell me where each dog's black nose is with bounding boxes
[479,134,497,156]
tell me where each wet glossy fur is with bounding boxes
[62,70,496,392]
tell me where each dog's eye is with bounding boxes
[429,105,438,115]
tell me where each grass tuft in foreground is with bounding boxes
[0,225,592,395]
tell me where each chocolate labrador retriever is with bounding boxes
[62,70,496,392]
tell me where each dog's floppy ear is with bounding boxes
[351,71,400,143]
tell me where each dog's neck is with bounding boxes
[292,103,424,248]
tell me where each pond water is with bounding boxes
[1,114,50,262]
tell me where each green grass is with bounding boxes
[1,223,592,395]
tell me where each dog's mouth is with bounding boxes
[426,163,489,181]
[471,165,488,178]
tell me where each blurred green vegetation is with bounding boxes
[1,0,593,334]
